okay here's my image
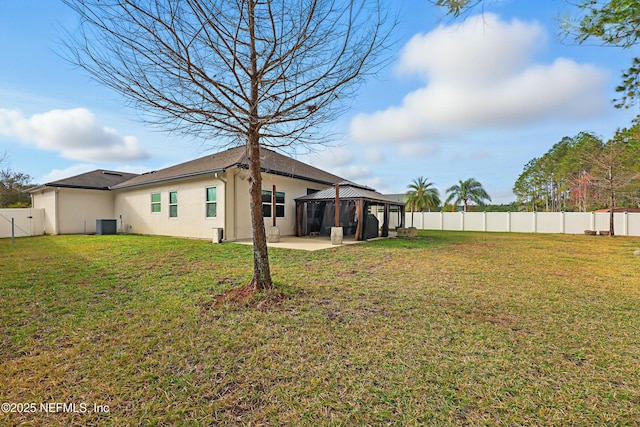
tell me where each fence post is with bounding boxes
[11,218,15,244]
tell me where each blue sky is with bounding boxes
[1,0,638,204]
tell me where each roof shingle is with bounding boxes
[111,146,345,189]
[28,170,139,192]
[296,184,403,206]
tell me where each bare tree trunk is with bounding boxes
[246,138,272,290]
[609,190,615,237]
[247,0,272,290]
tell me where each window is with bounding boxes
[261,190,272,217]
[169,191,178,218]
[275,191,285,217]
[262,190,285,218]
[151,193,161,213]
[206,187,217,218]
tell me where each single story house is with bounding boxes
[28,146,404,241]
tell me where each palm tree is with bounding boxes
[445,178,491,212]
[404,177,441,227]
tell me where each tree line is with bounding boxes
[0,151,33,208]
[513,117,640,213]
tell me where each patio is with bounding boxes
[234,232,397,251]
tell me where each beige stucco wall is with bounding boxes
[234,171,324,240]
[57,189,115,234]
[31,187,113,234]
[31,189,57,234]
[113,169,326,241]
[31,168,329,239]
[113,175,227,239]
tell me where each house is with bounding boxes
[28,146,404,241]
[27,169,139,235]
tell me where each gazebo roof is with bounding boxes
[296,183,403,206]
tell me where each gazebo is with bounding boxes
[295,181,405,241]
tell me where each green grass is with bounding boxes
[1,231,640,426]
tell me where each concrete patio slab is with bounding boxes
[232,232,396,251]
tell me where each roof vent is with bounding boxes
[103,171,123,177]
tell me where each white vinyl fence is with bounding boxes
[0,208,45,238]
[380,211,640,237]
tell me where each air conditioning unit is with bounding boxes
[96,219,117,235]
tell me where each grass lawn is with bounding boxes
[1,231,640,426]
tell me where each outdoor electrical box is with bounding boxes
[96,219,117,235]
[212,227,224,243]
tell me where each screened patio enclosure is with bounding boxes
[295,182,405,241]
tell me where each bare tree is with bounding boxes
[582,130,640,236]
[62,0,393,291]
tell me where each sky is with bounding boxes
[1,0,638,204]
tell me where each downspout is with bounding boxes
[233,171,238,241]
[54,188,60,235]
[335,183,340,227]
[216,171,228,241]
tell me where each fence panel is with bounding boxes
[0,208,44,238]
[462,212,485,231]
[627,213,640,236]
[486,212,510,232]
[536,212,564,234]
[403,211,640,236]
[593,213,611,233]
[421,213,441,230]
[509,213,534,233]
[563,213,592,234]
[442,212,464,231]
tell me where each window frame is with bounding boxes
[262,189,285,218]
[205,186,217,218]
[151,192,161,213]
[169,191,178,218]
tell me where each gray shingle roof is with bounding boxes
[296,184,404,206]
[111,146,345,189]
[28,170,139,192]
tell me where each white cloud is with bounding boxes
[304,146,375,183]
[0,108,149,162]
[335,165,373,181]
[359,177,387,192]
[395,14,545,84]
[399,142,440,157]
[307,146,354,168]
[350,13,609,144]
[363,148,385,163]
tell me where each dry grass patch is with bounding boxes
[1,232,640,426]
